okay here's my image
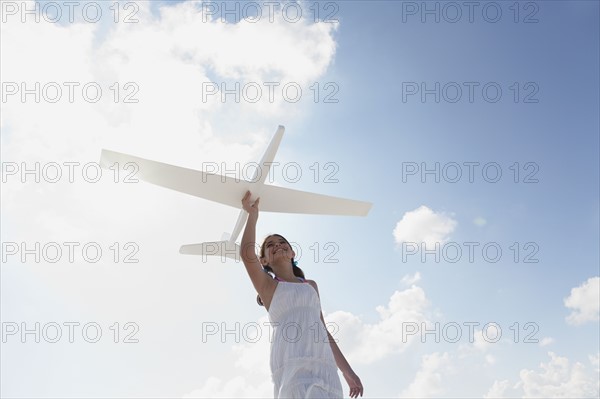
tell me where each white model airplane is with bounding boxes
[99,126,372,260]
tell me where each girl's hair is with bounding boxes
[256,234,305,307]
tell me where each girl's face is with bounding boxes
[261,235,295,267]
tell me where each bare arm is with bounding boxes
[307,280,364,398]
[240,191,273,299]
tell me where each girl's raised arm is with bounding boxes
[240,191,273,298]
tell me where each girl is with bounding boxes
[240,190,363,398]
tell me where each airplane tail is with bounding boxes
[179,240,241,261]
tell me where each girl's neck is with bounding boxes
[269,262,296,282]
[271,267,301,282]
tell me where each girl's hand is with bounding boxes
[343,370,363,398]
[242,190,260,217]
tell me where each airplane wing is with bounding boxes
[100,149,254,209]
[100,149,371,216]
[259,184,372,216]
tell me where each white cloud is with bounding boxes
[183,315,274,398]
[456,327,501,361]
[400,271,421,286]
[328,284,432,364]
[540,337,555,347]
[399,352,453,398]
[182,375,273,399]
[589,353,600,373]
[486,352,600,398]
[1,0,338,164]
[564,277,600,325]
[518,352,599,398]
[473,217,487,226]
[485,354,496,365]
[483,379,510,398]
[393,205,457,249]
[474,326,499,352]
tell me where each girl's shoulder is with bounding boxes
[303,279,320,296]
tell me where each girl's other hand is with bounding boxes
[343,370,363,398]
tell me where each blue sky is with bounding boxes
[1,1,599,398]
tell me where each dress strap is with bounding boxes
[274,276,305,282]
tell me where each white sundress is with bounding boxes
[267,276,344,399]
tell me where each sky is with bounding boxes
[1,0,599,398]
